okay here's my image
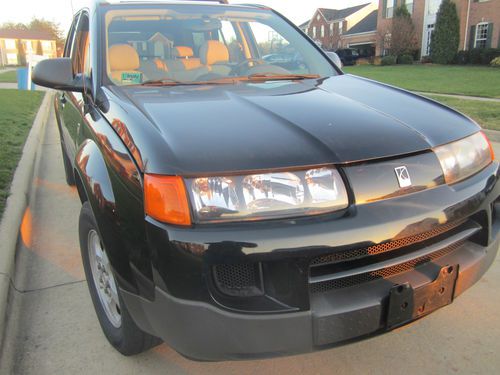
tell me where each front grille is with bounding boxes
[311,220,465,267]
[213,263,263,297]
[310,240,465,294]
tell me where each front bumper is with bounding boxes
[123,162,500,360]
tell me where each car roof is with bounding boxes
[94,0,268,10]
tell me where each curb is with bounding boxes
[0,90,53,351]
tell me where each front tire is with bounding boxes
[79,202,161,355]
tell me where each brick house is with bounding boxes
[303,3,378,50]
[340,10,379,57]
[0,29,57,66]
[376,0,500,57]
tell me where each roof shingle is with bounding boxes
[344,10,378,35]
[319,3,371,22]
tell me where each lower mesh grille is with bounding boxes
[310,240,465,294]
[213,263,263,297]
[310,220,465,266]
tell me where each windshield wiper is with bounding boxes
[246,73,320,82]
[139,77,239,87]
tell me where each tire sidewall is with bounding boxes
[79,202,124,347]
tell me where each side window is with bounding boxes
[71,13,90,76]
[63,15,79,58]
[192,32,206,55]
[246,22,308,73]
[219,21,243,62]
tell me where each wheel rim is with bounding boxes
[88,229,122,328]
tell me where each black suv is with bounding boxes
[33,0,499,361]
[335,48,360,66]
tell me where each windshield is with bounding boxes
[103,4,337,86]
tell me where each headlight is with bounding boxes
[434,131,494,185]
[188,167,348,223]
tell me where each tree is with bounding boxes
[430,0,460,64]
[389,5,418,57]
[29,18,65,53]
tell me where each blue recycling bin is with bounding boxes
[16,67,35,90]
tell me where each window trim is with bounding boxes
[474,22,489,48]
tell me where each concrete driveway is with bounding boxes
[2,107,500,374]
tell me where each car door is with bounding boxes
[55,14,78,158]
[58,11,90,164]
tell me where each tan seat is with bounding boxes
[173,46,202,70]
[108,44,143,83]
[199,40,231,76]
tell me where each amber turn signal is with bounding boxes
[144,174,191,226]
[480,131,495,161]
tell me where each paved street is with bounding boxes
[1,106,500,374]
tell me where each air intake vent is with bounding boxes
[213,263,264,297]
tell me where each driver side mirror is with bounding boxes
[32,57,87,92]
[325,52,343,69]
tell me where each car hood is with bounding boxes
[102,74,479,175]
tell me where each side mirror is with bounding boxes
[32,57,86,92]
[325,52,343,69]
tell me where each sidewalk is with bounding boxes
[0,82,48,91]
[416,91,500,103]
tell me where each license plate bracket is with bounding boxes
[386,264,459,329]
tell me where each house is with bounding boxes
[303,3,378,50]
[0,29,57,66]
[376,0,500,57]
[298,20,310,33]
[340,10,379,57]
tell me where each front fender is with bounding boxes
[75,109,155,301]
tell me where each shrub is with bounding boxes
[398,54,413,64]
[430,0,460,64]
[420,56,432,64]
[381,55,397,66]
[468,48,500,65]
[453,50,468,64]
[491,57,500,67]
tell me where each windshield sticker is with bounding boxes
[122,72,142,84]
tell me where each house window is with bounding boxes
[384,0,395,18]
[404,0,414,15]
[42,41,52,51]
[330,23,334,36]
[321,25,325,38]
[5,39,16,49]
[475,23,489,48]
[428,0,442,15]
[305,28,308,35]
[317,14,320,21]
[313,26,317,38]
[338,22,343,35]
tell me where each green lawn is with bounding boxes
[344,65,500,98]
[0,89,44,216]
[424,95,500,131]
[0,70,17,83]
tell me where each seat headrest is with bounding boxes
[200,40,229,65]
[109,44,139,71]
[173,46,194,58]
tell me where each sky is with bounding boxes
[0,0,372,33]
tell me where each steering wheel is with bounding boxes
[234,58,264,74]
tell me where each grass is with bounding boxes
[343,65,500,98]
[0,70,17,83]
[425,95,500,131]
[0,89,44,216]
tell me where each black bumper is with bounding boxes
[122,163,500,360]
[123,233,499,360]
